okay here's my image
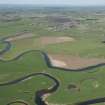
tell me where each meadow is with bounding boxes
[0,6,105,105]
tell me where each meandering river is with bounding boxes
[0,36,105,105]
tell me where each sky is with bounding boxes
[0,0,105,6]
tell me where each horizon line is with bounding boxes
[0,3,105,7]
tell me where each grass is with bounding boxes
[2,34,105,59]
[44,39,105,57]
[0,75,53,105]
[0,42,6,52]
[2,14,105,59]
[1,51,105,105]
[0,52,47,82]
[0,7,105,105]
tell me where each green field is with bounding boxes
[0,6,105,105]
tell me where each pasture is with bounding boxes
[0,6,105,105]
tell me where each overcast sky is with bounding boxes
[0,0,105,6]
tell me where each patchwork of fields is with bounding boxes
[0,6,105,105]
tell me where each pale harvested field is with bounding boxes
[5,33,34,42]
[5,35,75,46]
[48,54,105,69]
[39,36,75,45]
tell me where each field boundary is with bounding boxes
[0,35,105,105]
